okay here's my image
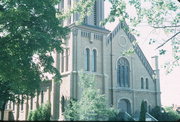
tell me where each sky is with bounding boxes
[104,1,180,107]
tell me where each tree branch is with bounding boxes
[152,25,180,28]
[156,31,180,49]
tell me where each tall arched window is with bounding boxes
[118,99,131,114]
[30,96,33,110]
[61,51,64,73]
[92,49,97,72]
[85,48,90,71]
[13,102,15,110]
[66,49,69,71]
[117,57,130,87]
[94,1,97,25]
[41,91,44,104]
[146,78,149,89]
[61,96,65,112]
[141,77,144,89]
[148,105,151,113]
[21,95,23,111]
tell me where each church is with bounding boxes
[4,0,161,121]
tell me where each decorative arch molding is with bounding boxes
[142,99,149,112]
[117,97,133,106]
[115,56,130,70]
[83,47,91,55]
[117,98,132,114]
[92,48,98,56]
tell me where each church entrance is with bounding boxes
[118,99,131,115]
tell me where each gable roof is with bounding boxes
[107,22,155,79]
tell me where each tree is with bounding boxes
[139,100,147,121]
[150,106,180,121]
[0,0,68,120]
[64,72,118,121]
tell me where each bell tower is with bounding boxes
[86,0,104,27]
[58,0,104,27]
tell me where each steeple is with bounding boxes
[58,0,104,27]
[85,0,104,27]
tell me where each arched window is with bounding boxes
[21,95,23,111]
[144,101,148,112]
[41,91,44,104]
[61,51,64,73]
[141,78,144,89]
[66,49,69,71]
[118,99,131,114]
[117,57,130,87]
[30,96,33,110]
[9,101,12,109]
[61,96,65,112]
[94,1,97,25]
[146,78,149,89]
[92,49,97,72]
[85,48,90,71]
[13,102,15,110]
[148,105,151,113]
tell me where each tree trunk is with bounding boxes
[1,101,6,121]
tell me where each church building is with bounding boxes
[4,0,161,121]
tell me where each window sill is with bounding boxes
[111,87,133,92]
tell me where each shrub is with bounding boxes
[27,103,51,121]
[139,100,147,121]
[150,106,180,121]
[64,99,79,121]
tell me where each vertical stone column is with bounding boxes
[36,92,39,108]
[25,97,29,120]
[51,50,60,120]
[15,102,19,120]
[47,87,50,103]
[152,56,161,106]
[51,79,55,120]
[131,56,135,115]
[50,50,57,120]
[72,29,80,99]
[102,35,106,94]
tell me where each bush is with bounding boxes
[150,106,180,121]
[27,103,51,121]
[64,99,79,121]
[139,100,147,121]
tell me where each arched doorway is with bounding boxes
[118,99,131,114]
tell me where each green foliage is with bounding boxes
[64,72,120,121]
[150,106,180,121]
[139,100,147,121]
[64,0,180,72]
[0,0,68,116]
[64,99,80,121]
[27,103,51,121]
[113,0,180,72]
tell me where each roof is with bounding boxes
[68,23,110,34]
[107,22,155,79]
